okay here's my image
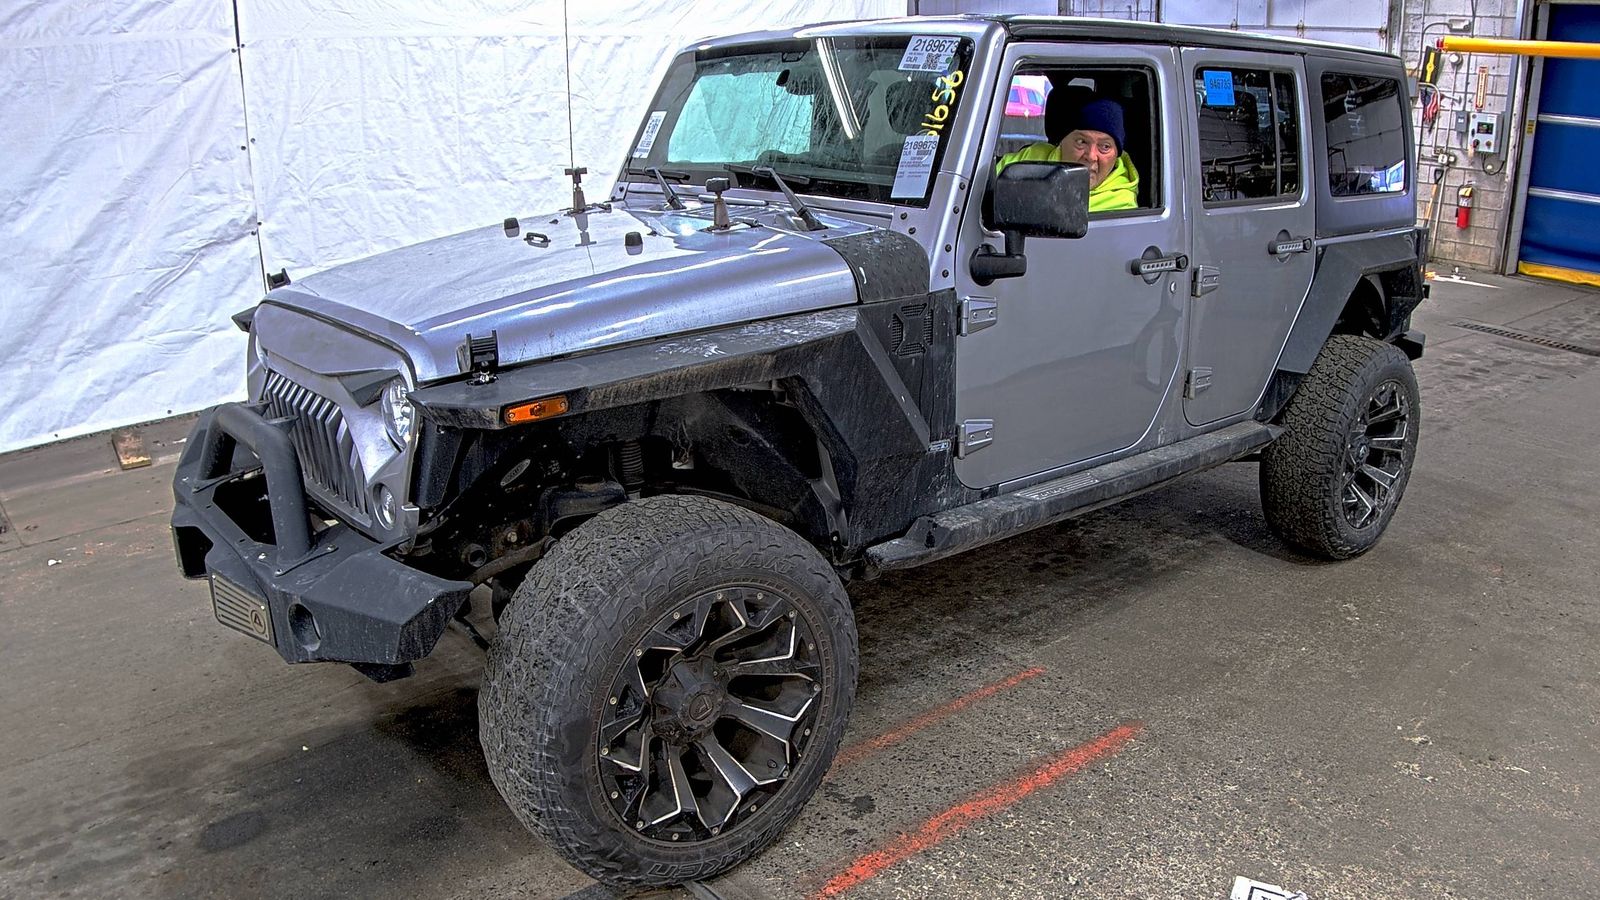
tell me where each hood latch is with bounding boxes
[462,331,500,384]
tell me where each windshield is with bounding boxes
[626,35,975,206]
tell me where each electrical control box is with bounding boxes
[1469,112,1500,155]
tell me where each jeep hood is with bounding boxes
[257,204,886,383]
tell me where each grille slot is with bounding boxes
[262,371,369,517]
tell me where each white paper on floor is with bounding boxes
[1229,875,1308,900]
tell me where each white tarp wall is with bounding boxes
[1,0,260,453]
[0,0,901,454]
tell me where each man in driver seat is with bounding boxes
[997,97,1140,212]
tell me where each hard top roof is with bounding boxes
[998,15,1401,63]
[690,15,1400,67]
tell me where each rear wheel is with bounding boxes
[479,495,857,887]
[1260,335,1421,559]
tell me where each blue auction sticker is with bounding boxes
[1202,69,1235,106]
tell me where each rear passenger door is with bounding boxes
[1180,51,1315,426]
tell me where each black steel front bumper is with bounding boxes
[170,402,471,668]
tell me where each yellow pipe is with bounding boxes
[1439,35,1600,59]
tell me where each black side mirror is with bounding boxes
[971,162,1090,285]
[991,162,1090,238]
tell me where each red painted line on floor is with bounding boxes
[831,666,1047,769]
[812,721,1144,899]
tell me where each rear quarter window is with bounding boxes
[1321,73,1409,196]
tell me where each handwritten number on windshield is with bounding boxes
[932,70,963,105]
[920,70,965,136]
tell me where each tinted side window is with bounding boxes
[1194,67,1300,204]
[1321,73,1408,195]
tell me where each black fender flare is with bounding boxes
[410,308,932,452]
[1277,229,1427,375]
[409,303,969,552]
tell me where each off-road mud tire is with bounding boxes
[479,495,858,888]
[1260,334,1421,559]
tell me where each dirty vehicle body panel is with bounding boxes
[172,13,1424,670]
[171,16,1425,881]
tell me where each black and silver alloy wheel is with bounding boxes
[480,495,858,888]
[1261,334,1421,559]
[1339,379,1411,530]
[599,587,823,843]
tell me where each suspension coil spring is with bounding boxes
[618,441,645,491]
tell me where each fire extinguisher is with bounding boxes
[1456,183,1475,229]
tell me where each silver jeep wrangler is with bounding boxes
[172,15,1426,887]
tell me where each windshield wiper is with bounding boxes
[623,165,688,210]
[726,164,826,231]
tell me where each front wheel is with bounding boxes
[1260,334,1421,559]
[479,495,857,888]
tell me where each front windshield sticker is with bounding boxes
[631,110,667,158]
[890,134,939,198]
[899,35,961,73]
[1202,70,1236,106]
[919,69,964,136]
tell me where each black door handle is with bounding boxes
[1129,250,1188,278]
[1269,236,1313,256]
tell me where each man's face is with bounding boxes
[1059,129,1118,188]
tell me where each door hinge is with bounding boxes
[957,419,994,457]
[959,296,998,335]
[1191,265,1221,298]
[1184,367,1213,398]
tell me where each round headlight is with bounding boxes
[381,378,414,447]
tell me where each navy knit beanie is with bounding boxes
[1067,99,1126,154]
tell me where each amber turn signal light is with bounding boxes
[504,395,570,425]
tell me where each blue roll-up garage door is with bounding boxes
[1519,3,1600,286]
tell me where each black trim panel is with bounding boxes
[821,230,930,303]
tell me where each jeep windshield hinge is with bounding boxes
[957,419,995,457]
[959,296,998,336]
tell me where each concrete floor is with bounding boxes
[2,272,1597,900]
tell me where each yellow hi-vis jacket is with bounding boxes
[995,143,1140,213]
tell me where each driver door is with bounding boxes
[952,43,1188,489]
